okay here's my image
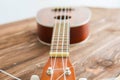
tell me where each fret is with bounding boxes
[51,47,69,50]
[53,35,69,37]
[52,40,68,43]
[51,49,69,52]
[52,39,69,42]
[52,44,68,46]
[52,46,68,50]
[53,33,68,35]
[51,50,69,52]
[51,44,69,47]
[51,45,69,49]
[51,44,69,46]
[51,49,69,50]
[52,37,69,40]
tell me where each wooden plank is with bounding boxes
[0,8,120,80]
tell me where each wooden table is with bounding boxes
[0,8,120,80]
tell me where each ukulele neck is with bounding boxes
[50,22,70,57]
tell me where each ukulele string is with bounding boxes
[50,8,63,80]
[50,8,58,68]
[64,8,71,79]
[55,8,71,80]
[50,8,59,80]
[66,7,70,71]
[61,7,67,80]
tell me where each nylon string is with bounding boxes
[50,8,70,80]
[50,9,58,68]
[50,8,63,80]
[61,8,68,80]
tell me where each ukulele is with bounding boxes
[36,7,91,80]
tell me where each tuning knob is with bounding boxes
[47,67,53,75]
[30,75,40,80]
[65,67,71,75]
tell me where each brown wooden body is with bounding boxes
[36,7,91,45]
[37,23,89,44]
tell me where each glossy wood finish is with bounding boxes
[37,23,89,44]
[41,58,76,80]
[0,8,120,80]
[36,7,91,45]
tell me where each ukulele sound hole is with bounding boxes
[54,15,71,20]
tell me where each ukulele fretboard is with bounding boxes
[50,22,70,57]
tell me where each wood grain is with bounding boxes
[0,8,120,80]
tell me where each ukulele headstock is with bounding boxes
[40,58,76,80]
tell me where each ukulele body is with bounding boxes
[36,7,91,45]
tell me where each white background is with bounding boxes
[0,0,120,24]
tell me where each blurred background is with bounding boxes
[0,0,120,24]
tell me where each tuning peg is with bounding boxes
[65,67,71,76]
[30,75,40,80]
[79,78,87,80]
[47,67,53,75]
